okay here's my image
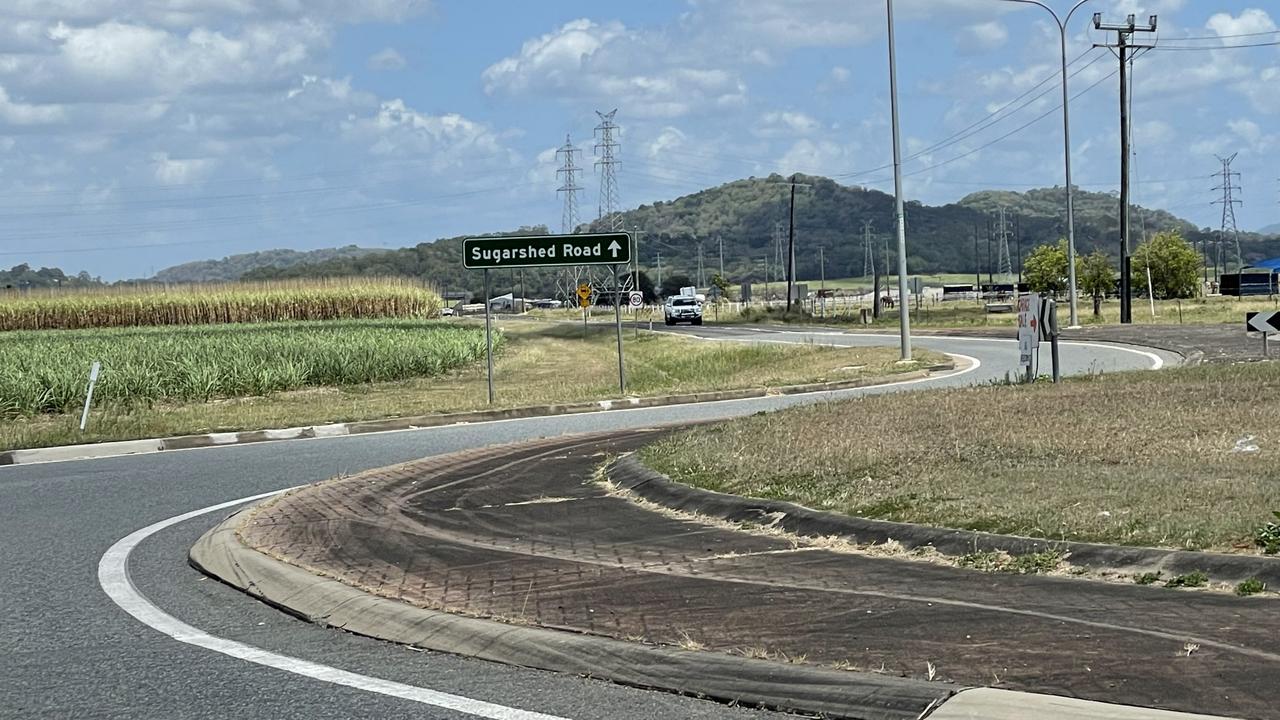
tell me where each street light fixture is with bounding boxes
[1000,0,1090,328]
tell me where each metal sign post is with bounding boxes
[483,269,494,404]
[613,265,626,395]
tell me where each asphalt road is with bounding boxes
[0,328,1176,720]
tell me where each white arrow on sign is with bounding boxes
[1248,311,1280,334]
[608,240,621,258]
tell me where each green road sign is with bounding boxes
[463,232,631,270]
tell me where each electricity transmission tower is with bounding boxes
[554,134,586,303]
[1212,153,1243,279]
[594,110,621,231]
[996,207,1013,279]
[555,134,582,234]
[862,220,875,278]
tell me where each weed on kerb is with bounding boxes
[1165,571,1209,589]
[1255,512,1280,555]
[1236,578,1267,597]
[958,550,1062,575]
[1133,571,1163,585]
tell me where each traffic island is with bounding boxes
[193,432,1266,719]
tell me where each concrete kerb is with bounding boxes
[609,457,1280,588]
[0,365,950,466]
[189,509,957,720]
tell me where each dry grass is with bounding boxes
[640,361,1280,551]
[0,321,935,451]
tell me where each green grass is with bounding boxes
[0,321,942,452]
[0,320,490,418]
[640,361,1280,552]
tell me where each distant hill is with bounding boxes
[583,174,1206,281]
[234,175,1280,298]
[1260,223,1280,236]
[153,245,379,283]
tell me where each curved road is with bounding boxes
[1,329,1177,720]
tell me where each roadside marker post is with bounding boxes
[79,360,101,431]
[1040,299,1061,383]
[1017,293,1042,383]
[1246,311,1280,357]
[464,232,632,399]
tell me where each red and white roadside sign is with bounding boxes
[1017,293,1041,367]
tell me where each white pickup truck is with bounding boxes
[663,295,703,326]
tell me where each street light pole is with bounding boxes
[1003,0,1090,328]
[886,0,911,360]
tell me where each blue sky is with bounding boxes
[1,0,1277,279]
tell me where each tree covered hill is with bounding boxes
[153,245,380,282]
[237,174,1280,297]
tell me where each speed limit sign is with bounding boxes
[627,291,643,308]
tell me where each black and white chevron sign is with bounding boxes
[1246,311,1280,334]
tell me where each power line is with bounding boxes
[1165,29,1279,41]
[1153,40,1280,51]
[896,68,1118,179]
[833,47,1103,181]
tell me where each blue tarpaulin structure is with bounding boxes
[1249,258,1280,272]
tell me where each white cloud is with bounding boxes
[776,138,857,177]
[482,19,623,94]
[1206,8,1276,38]
[689,0,1014,49]
[830,66,851,83]
[757,111,820,137]
[1133,120,1174,146]
[482,19,747,119]
[151,152,216,185]
[958,21,1008,53]
[5,1,430,28]
[0,85,64,125]
[342,98,517,171]
[367,47,406,71]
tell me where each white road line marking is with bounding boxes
[97,493,572,720]
[835,332,1167,369]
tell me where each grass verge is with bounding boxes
[0,321,943,451]
[639,361,1280,553]
[0,320,489,417]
